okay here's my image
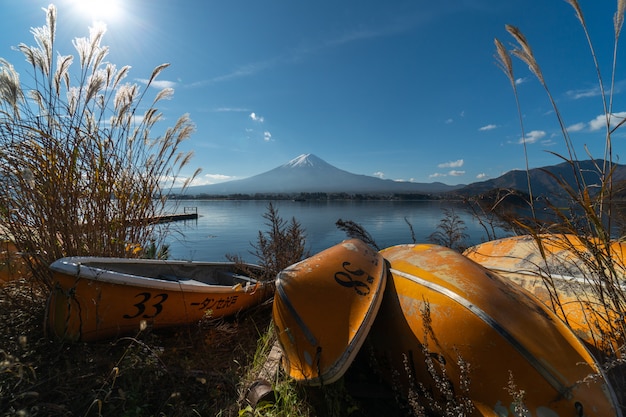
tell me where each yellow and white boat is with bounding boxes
[47,257,272,342]
[370,243,620,417]
[272,239,387,385]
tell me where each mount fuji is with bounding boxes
[183,154,462,196]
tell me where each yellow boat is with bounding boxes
[272,239,387,386]
[370,244,620,417]
[463,234,625,348]
[47,257,272,342]
[0,239,28,285]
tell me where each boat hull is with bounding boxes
[464,234,625,348]
[273,239,386,385]
[370,244,620,417]
[47,257,271,342]
[0,239,28,285]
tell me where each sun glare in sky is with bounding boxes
[71,0,123,22]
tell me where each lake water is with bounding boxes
[163,199,506,262]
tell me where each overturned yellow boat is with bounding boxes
[464,234,626,349]
[370,244,620,416]
[273,239,387,385]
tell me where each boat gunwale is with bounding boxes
[50,256,265,293]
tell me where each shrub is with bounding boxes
[428,208,469,252]
[230,202,309,281]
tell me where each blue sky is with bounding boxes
[1,1,625,186]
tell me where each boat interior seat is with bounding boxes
[157,274,218,285]
[156,271,255,286]
[215,270,256,285]
[158,274,184,282]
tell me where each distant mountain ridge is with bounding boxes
[455,160,626,197]
[183,154,462,195]
[181,154,626,198]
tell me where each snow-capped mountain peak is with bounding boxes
[283,153,324,168]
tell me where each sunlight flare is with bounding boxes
[71,0,123,22]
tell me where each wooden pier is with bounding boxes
[149,207,198,224]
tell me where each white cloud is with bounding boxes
[567,122,586,132]
[373,171,385,179]
[215,107,249,112]
[177,173,236,187]
[263,131,272,141]
[479,124,497,131]
[199,174,234,184]
[187,19,423,89]
[476,173,487,179]
[445,118,454,124]
[448,170,465,176]
[104,114,145,126]
[438,159,464,168]
[566,87,601,100]
[250,112,265,122]
[515,77,526,85]
[588,115,606,131]
[588,112,626,131]
[136,78,177,89]
[429,173,446,178]
[193,59,278,86]
[518,130,546,144]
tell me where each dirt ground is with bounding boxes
[0,280,404,417]
[0,279,278,416]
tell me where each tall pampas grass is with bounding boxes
[0,5,199,286]
[492,0,626,404]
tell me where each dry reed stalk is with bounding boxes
[0,5,199,286]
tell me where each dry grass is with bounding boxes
[497,0,626,344]
[0,277,274,417]
[0,5,198,287]
[488,0,626,411]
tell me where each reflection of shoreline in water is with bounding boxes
[164,199,508,262]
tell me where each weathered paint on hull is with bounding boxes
[47,258,272,342]
[273,239,386,386]
[370,244,620,417]
[464,234,625,349]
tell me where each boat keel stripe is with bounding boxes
[275,278,318,347]
[389,268,570,398]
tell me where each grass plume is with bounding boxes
[491,1,626,406]
[0,5,198,286]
